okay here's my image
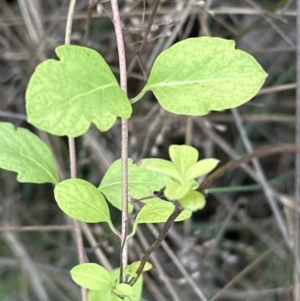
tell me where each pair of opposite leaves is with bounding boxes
[26,37,267,137]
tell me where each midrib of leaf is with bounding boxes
[79,195,108,220]
[178,162,187,178]
[147,76,258,89]
[131,72,261,103]
[70,83,118,103]
[18,151,57,183]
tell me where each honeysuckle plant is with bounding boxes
[0,37,267,300]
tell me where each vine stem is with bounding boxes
[110,0,129,282]
[199,144,300,193]
[65,1,87,301]
[129,203,184,286]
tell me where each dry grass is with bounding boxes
[0,0,298,300]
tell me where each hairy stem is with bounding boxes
[65,1,87,301]
[110,0,129,283]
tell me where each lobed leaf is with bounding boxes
[0,122,58,184]
[26,45,132,137]
[54,179,112,224]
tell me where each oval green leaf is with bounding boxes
[99,159,170,212]
[186,158,219,181]
[90,292,122,301]
[126,261,153,273]
[189,179,199,190]
[135,198,191,224]
[179,191,206,212]
[139,37,267,115]
[54,179,111,223]
[89,268,143,301]
[169,145,198,175]
[88,290,114,301]
[164,180,192,200]
[113,283,135,298]
[140,158,182,182]
[70,263,113,291]
[26,45,132,137]
[0,122,59,184]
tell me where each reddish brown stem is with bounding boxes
[198,144,300,193]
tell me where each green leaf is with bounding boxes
[54,179,112,224]
[71,263,113,291]
[113,283,135,298]
[164,180,193,200]
[169,145,198,175]
[88,290,114,301]
[126,261,152,273]
[121,260,152,279]
[99,159,170,212]
[112,269,143,301]
[26,45,132,137]
[134,37,267,115]
[0,122,58,184]
[189,179,199,190]
[140,158,182,182]
[179,191,206,212]
[135,198,191,224]
[89,268,143,301]
[186,158,219,181]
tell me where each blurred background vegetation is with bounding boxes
[0,0,298,300]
